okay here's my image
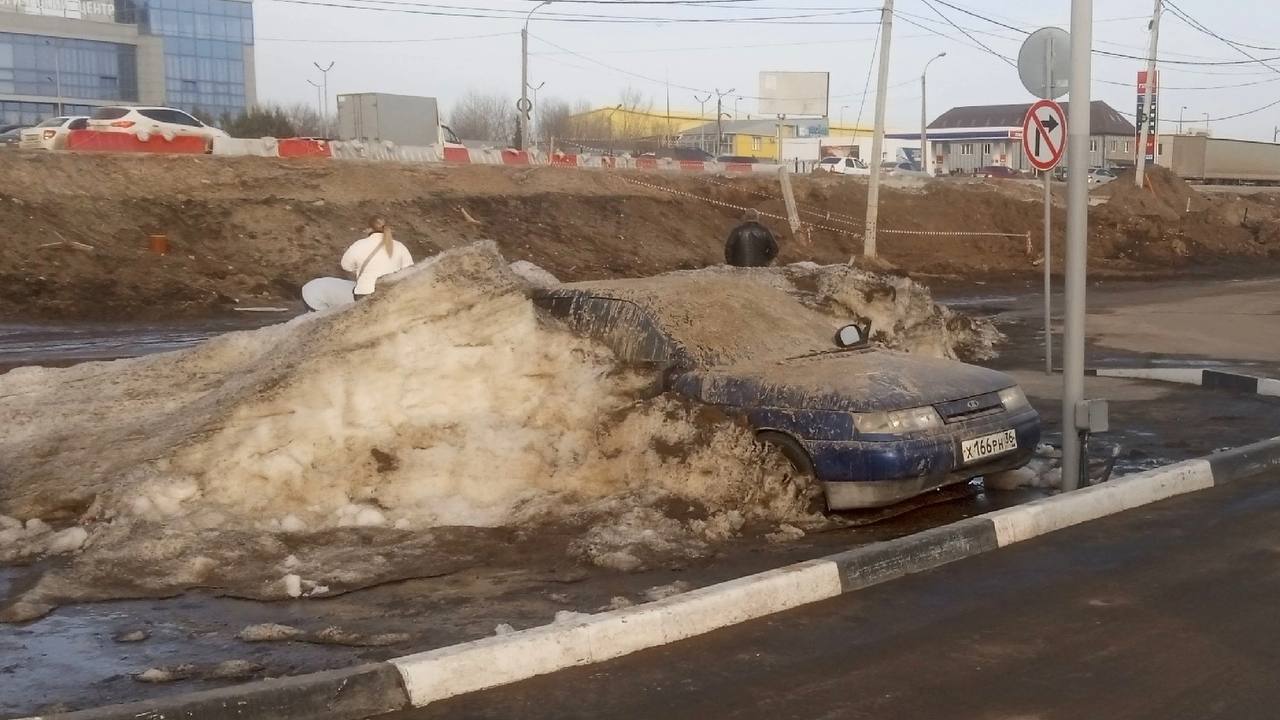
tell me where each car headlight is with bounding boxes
[998,386,1031,413]
[853,406,943,434]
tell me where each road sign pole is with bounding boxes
[1044,39,1053,376]
[1062,0,1093,492]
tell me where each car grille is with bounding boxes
[934,392,1003,423]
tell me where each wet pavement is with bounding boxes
[3,276,1280,717]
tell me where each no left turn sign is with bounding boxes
[1022,99,1067,171]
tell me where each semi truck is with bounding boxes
[1158,133,1280,185]
[336,93,462,147]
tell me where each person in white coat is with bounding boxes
[340,217,414,299]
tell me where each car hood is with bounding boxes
[672,349,1015,413]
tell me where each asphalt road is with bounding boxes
[401,470,1280,720]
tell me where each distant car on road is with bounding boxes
[87,106,228,143]
[535,275,1040,511]
[1088,167,1119,186]
[0,127,26,148]
[19,116,88,150]
[817,156,871,175]
[882,160,933,178]
[977,165,1021,179]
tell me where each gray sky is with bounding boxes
[253,0,1280,141]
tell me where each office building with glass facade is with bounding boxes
[0,0,255,127]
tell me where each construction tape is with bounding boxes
[697,175,863,227]
[878,229,1031,238]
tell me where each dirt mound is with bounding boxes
[2,153,1279,322]
[1098,166,1210,220]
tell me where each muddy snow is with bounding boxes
[0,242,998,621]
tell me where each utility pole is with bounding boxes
[920,52,946,173]
[1274,126,1279,143]
[526,80,545,152]
[714,87,735,157]
[694,93,710,153]
[861,0,895,259]
[1178,105,1187,135]
[313,61,334,135]
[840,104,849,127]
[1134,0,1162,188]
[519,0,552,151]
[1062,0,1094,492]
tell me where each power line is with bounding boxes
[256,30,516,42]
[264,0,884,23]
[917,0,1016,68]
[1164,0,1280,75]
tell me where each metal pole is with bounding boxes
[1134,0,1161,188]
[694,94,709,153]
[519,1,551,152]
[862,0,895,260]
[53,40,63,116]
[307,79,322,116]
[1062,0,1093,492]
[1044,39,1053,376]
[920,53,945,174]
[1178,106,1186,135]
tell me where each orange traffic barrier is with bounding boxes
[65,130,206,154]
[276,138,332,158]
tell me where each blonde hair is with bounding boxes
[370,216,394,256]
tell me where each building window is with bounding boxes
[982,143,992,155]
[1090,139,1099,152]
[1125,140,1131,153]
[751,136,761,151]
[1158,143,1164,154]
[960,143,973,155]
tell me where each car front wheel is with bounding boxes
[756,431,826,514]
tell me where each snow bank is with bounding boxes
[0,242,999,618]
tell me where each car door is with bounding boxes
[136,109,172,138]
[842,158,858,175]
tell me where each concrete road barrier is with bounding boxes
[21,437,1280,720]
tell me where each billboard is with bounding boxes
[758,71,830,117]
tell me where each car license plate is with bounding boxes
[961,430,1018,464]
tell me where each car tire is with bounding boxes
[757,431,826,514]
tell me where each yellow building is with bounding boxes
[677,119,876,159]
[567,107,708,141]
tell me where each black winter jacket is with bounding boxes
[723,221,779,267]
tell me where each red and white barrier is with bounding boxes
[65,129,207,154]
[65,130,785,176]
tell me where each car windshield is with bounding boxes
[820,157,839,164]
[562,273,853,367]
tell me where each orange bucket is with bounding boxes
[148,233,169,255]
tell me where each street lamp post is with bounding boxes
[694,93,710,153]
[527,80,545,150]
[519,0,553,151]
[714,87,735,157]
[920,52,946,173]
[1178,105,1187,135]
[604,103,622,156]
[313,61,334,135]
[1203,112,1210,135]
[45,39,63,116]
[306,79,322,117]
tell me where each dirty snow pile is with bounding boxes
[0,243,805,619]
[0,243,999,620]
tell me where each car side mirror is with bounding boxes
[835,323,871,348]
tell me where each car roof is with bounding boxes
[556,271,849,367]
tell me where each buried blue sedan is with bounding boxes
[533,273,1040,511]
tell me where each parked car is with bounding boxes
[534,276,1040,511]
[817,156,871,176]
[0,127,26,148]
[1088,167,1119,186]
[717,155,769,165]
[977,165,1021,179]
[87,106,228,143]
[19,116,89,150]
[882,160,932,178]
[639,147,715,162]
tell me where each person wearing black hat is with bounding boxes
[723,209,779,267]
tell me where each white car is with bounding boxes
[1088,167,1118,186]
[817,156,871,176]
[87,106,228,143]
[19,116,89,150]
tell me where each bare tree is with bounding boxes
[536,97,573,151]
[449,91,514,144]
